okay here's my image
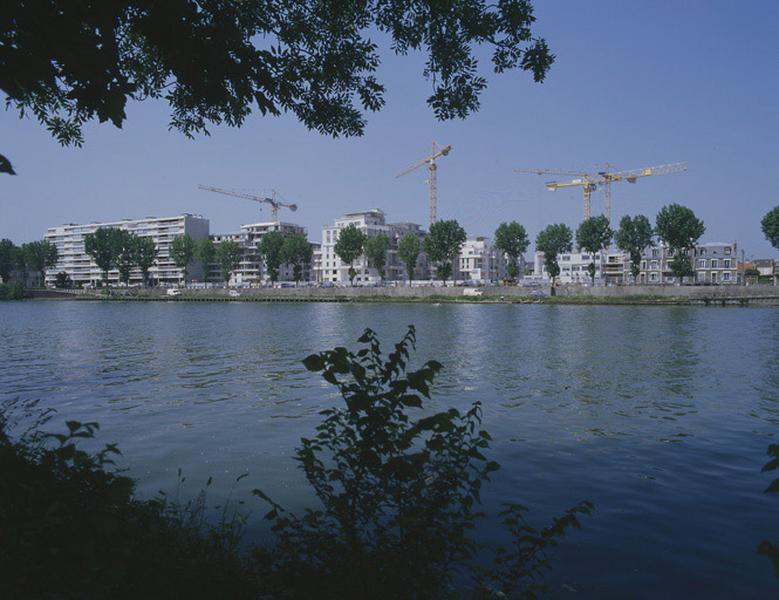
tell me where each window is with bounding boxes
[697,259,706,268]
[724,259,731,268]
[700,248,707,256]
[650,273,658,281]
[725,247,732,255]
[582,254,590,260]
[650,260,659,270]
[723,272,731,281]
[711,259,718,268]
[562,256,571,261]
[641,261,647,269]
[652,249,659,258]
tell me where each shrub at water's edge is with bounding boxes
[1,329,592,599]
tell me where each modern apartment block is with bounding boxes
[319,210,428,283]
[44,214,210,286]
[637,242,739,284]
[456,237,508,282]
[533,241,740,285]
[207,221,313,285]
[534,251,605,284]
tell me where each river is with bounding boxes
[1,300,778,597]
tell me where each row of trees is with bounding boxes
[332,221,467,286]
[0,239,58,286]
[82,228,158,287]
[532,203,706,291]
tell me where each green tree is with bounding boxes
[254,327,592,598]
[170,234,195,284]
[0,239,18,283]
[655,204,705,282]
[1,2,553,175]
[84,227,121,289]
[397,233,421,286]
[54,271,72,288]
[363,233,390,282]
[258,231,286,283]
[494,221,529,282]
[425,220,466,286]
[535,224,573,294]
[615,215,654,281]
[280,233,313,285]
[21,240,59,287]
[133,236,157,286]
[761,206,779,251]
[216,241,243,284]
[335,224,367,285]
[194,238,216,282]
[115,230,137,285]
[575,216,613,284]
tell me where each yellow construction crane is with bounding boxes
[515,162,688,222]
[396,142,452,228]
[198,184,298,221]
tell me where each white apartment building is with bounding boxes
[319,210,428,283]
[534,250,605,284]
[456,237,508,283]
[208,221,313,285]
[44,214,209,286]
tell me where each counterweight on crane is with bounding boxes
[396,142,452,228]
[198,185,298,221]
[515,163,687,222]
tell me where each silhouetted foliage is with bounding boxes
[54,271,72,289]
[0,1,554,174]
[656,204,705,281]
[84,227,123,289]
[759,443,779,577]
[0,238,19,283]
[0,401,255,599]
[216,240,243,283]
[21,239,58,287]
[253,327,592,599]
[134,236,158,286]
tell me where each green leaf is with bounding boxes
[765,479,779,493]
[761,458,779,473]
[0,154,15,175]
[303,354,325,371]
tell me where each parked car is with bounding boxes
[228,289,241,298]
[166,288,181,297]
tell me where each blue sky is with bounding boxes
[2,1,778,257]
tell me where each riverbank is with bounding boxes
[26,284,779,306]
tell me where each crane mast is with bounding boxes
[397,142,452,228]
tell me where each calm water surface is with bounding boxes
[2,301,778,597]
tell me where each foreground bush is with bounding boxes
[1,329,591,599]
[0,282,26,299]
[253,326,592,598]
[0,404,255,600]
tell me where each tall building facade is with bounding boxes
[455,237,508,282]
[319,210,428,283]
[44,214,209,286]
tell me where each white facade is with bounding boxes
[44,214,209,286]
[534,250,605,284]
[319,210,427,283]
[456,237,508,283]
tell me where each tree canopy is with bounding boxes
[425,220,466,284]
[258,231,286,283]
[84,227,123,284]
[655,204,705,251]
[335,224,367,285]
[397,233,421,285]
[535,223,572,288]
[1,1,553,174]
[21,240,59,286]
[216,240,243,283]
[170,234,196,281]
[134,236,157,285]
[494,221,529,281]
[615,215,654,280]
[575,216,612,284]
[280,233,313,283]
[762,206,779,251]
[363,234,390,281]
[0,239,17,283]
[115,230,137,285]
